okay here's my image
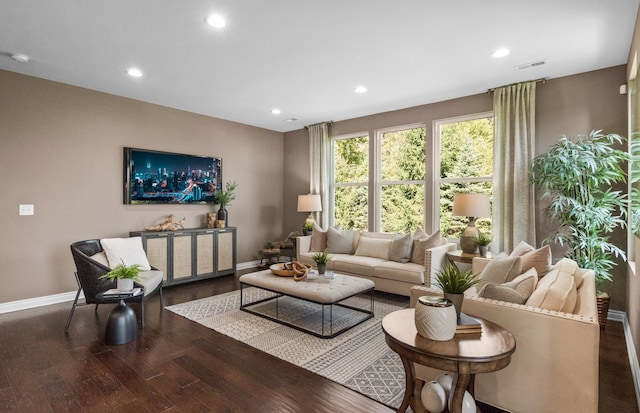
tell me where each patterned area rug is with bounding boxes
[165,287,410,409]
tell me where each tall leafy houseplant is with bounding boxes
[529,130,629,293]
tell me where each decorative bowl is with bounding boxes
[269,262,311,277]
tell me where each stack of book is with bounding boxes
[102,288,142,299]
[456,313,482,334]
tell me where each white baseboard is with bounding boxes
[616,310,640,413]
[0,260,259,315]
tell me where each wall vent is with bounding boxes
[514,60,546,71]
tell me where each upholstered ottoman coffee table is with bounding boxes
[239,269,375,338]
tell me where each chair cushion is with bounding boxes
[389,234,413,263]
[478,268,538,304]
[136,270,163,296]
[525,267,577,312]
[90,251,110,267]
[475,253,522,291]
[100,237,152,270]
[510,241,552,276]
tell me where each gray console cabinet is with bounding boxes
[130,227,236,286]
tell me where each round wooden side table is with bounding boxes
[382,308,515,413]
[446,250,492,265]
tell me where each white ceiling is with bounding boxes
[1,1,638,133]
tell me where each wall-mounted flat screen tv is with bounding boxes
[124,147,222,204]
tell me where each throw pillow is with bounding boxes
[90,251,110,268]
[354,237,393,260]
[310,223,332,251]
[510,241,552,276]
[553,257,584,288]
[479,268,538,304]
[475,253,522,291]
[100,237,151,270]
[410,230,442,266]
[326,227,355,254]
[388,234,413,263]
[525,267,577,312]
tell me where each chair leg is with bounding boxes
[159,286,163,307]
[64,287,82,333]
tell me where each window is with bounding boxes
[435,113,494,239]
[332,134,369,230]
[331,125,426,232]
[379,126,426,233]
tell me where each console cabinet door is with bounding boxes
[140,233,169,282]
[216,228,236,274]
[172,232,193,281]
[195,230,215,277]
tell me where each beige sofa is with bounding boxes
[409,257,600,413]
[296,232,456,296]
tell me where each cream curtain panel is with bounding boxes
[492,81,537,252]
[308,122,330,227]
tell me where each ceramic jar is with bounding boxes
[415,296,457,341]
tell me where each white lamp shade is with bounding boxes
[297,194,322,212]
[452,193,490,218]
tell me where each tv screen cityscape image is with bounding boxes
[125,148,222,204]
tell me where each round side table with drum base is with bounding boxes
[382,309,515,413]
[96,293,140,345]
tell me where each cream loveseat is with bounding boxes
[409,255,600,413]
[297,227,456,296]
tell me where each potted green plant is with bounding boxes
[435,263,479,318]
[214,180,238,226]
[312,250,330,274]
[529,130,629,326]
[473,232,492,257]
[99,261,142,290]
[302,222,313,236]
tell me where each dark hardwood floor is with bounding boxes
[0,270,637,412]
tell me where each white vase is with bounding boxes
[117,278,134,290]
[415,296,457,341]
[448,390,477,413]
[421,381,446,413]
[436,373,455,400]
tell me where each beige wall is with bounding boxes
[284,65,629,309]
[1,70,284,303]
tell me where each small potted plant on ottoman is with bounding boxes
[312,250,329,274]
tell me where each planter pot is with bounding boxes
[414,296,456,341]
[317,263,326,274]
[443,292,464,319]
[597,293,610,330]
[117,278,134,291]
[478,245,488,257]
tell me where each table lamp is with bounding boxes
[452,193,490,254]
[297,194,322,227]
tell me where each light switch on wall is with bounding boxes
[19,204,34,216]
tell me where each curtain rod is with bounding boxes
[487,78,546,94]
[304,121,334,129]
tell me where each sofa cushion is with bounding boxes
[389,234,413,263]
[475,253,522,291]
[326,227,355,254]
[525,267,577,312]
[100,237,151,270]
[510,241,552,276]
[374,261,424,284]
[355,237,393,260]
[310,223,337,251]
[332,255,387,277]
[411,230,442,265]
[479,268,538,304]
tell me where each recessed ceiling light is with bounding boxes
[11,53,30,63]
[355,86,367,94]
[492,48,510,58]
[206,14,226,28]
[271,108,281,115]
[126,68,143,77]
